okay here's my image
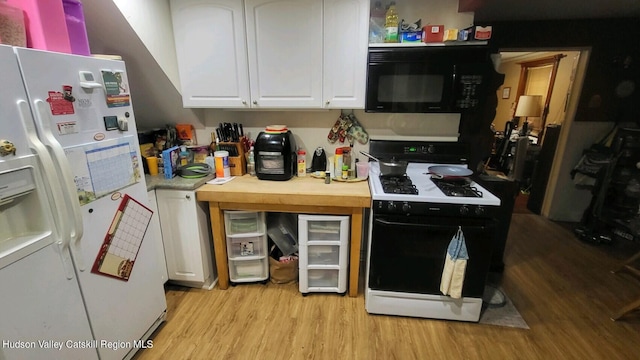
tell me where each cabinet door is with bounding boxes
[156,189,208,283]
[147,190,169,283]
[171,0,251,108]
[245,0,323,108]
[323,0,369,109]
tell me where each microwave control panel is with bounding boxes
[455,74,483,109]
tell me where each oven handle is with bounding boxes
[374,218,486,230]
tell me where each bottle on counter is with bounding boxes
[384,1,399,43]
[342,164,349,180]
[247,145,256,176]
[297,148,306,177]
[334,148,343,178]
[179,145,190,166]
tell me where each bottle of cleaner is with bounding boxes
[384,1,399,43]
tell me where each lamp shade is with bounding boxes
[515,95,543,117]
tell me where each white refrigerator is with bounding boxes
[0,45,166,360]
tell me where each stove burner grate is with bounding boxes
[431,177,483,198]
[379,175,419,195]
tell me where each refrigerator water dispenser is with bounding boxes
[0,167,50,267]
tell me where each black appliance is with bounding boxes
[254,130,297,181]
[310,147,327,172]
[366,46,491,113]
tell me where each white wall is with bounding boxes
[195,110,461,163]
[112,0,181,91]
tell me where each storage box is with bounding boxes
[400,30,422,43]
[227,235,266,258]
[473,26,492,40]
[6,0,71,52]
[423,25,444,43]
[162,146,180,179]
[443,29,458,42]
[62,0,90,56]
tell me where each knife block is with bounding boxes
[219,140,246,176]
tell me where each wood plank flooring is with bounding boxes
[134,214,640,360]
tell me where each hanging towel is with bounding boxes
[440,226,469,299]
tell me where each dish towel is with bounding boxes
[440,226,469,299]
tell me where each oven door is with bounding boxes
[368,214,495,298]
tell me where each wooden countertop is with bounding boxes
[196,174,371,297]
[196,175,371,208]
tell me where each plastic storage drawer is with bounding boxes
[307,269,339,288]
[307,221,341,241]
[227,235,266,258]
[225,211,265,235]
[308,245,340,265]
[229,259,267,280]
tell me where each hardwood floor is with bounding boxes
[134,214,640,360]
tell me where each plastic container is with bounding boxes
[247,146,256,176]
[62,0,90,56]
[356,161,369,179]
[5,0,70,51]
[0,0,26,47]
[384,1,399,43]
[214,150,230,178]
[369,1,385,43]
[297,148,306,177]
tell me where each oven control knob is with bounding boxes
[402,203,411,212]
[387,202,396,211]
[459,205,470,215]
[475,206,485,216]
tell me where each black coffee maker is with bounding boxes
[254,130,297,181]
[310,147,327,172]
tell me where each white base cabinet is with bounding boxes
[147,190,169,283]
[224,211,269,283]
[156,189,217,289]
[298,215,349,294]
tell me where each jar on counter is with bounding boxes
[0,0,27,47]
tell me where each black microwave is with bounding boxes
[365,46,491,113]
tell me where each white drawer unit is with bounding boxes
[224,211,268,283]
[298,215,349,295]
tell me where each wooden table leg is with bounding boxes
[611,298,640,321]
[208,202,229,289]
[349,208,363,297]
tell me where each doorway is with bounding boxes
[489,49,584,214]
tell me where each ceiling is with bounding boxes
[472,0,640,22]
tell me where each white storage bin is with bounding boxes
[308,269,339,288]
[225,211,265,235]
[308,245,340,265]
[230,259,268,281]
[299,215,349,294]
[227,235,266,258]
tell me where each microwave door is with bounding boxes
[366,62,455,113]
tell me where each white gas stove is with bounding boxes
[364,139,502,322]
[368,161,500,206]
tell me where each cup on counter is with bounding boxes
[356,161,369,179]
[146,156,159,176]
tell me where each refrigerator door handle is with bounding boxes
[18,100,75,279]
[33,99,86,271]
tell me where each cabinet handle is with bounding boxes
[185,195,191,200]
[253,100,258,105]
[242,100,247,105]
[326,100,330,105]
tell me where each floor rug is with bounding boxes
[478,285,530,329]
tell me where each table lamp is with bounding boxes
[515,95,542,135]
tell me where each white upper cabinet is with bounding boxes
[170,0,368,109]
[245,0,323,108]
[170,0,250,107]
[323,0,369,109]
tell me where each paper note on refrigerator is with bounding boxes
[91,194,152,281]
